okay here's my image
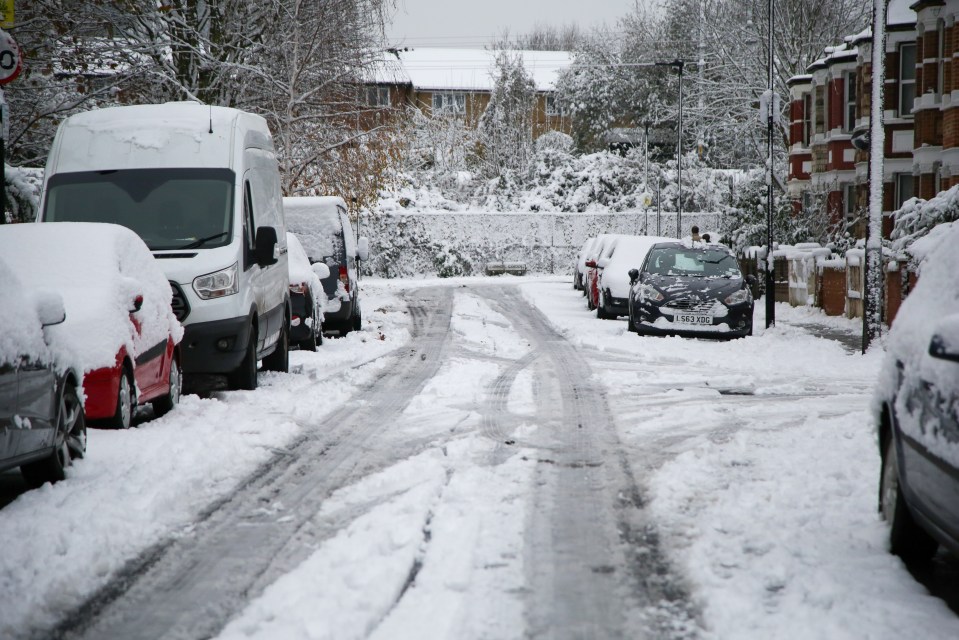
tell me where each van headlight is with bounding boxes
[724,288,750,305]
[193,263,238,299]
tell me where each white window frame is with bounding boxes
[844,71,856,133]
[545,95,566,116]
[899,42,916,117]
[895,173,914,208]
[431,92,466,115]
[366,86,390,107]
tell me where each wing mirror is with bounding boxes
[129,294,144,313]
[255,226,279,267]
[34,291,66,327]
[628,268,639,285]
[596,257,609,269]
[929,316,959,363]
[312,262,331,279]
[746,274,757,286]
[585,259,597,268]
[357,236,370,262]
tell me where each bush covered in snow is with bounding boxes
[889,185,959,261]
[3,166,43,224]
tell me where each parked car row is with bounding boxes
[575,233,755,339]
[1,102,369,491]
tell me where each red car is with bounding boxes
[0,222,183,428]
[583,234,622,311]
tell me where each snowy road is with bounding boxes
[2,277,958,639]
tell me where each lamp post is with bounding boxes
[764,0,775,328]
[864,0,888,352]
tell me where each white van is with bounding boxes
[38,102,290,390]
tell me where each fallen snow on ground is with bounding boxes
[519,277,959,639]
[0,286,413,639]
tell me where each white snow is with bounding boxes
[0,222,182,374]
[0,258,51,366]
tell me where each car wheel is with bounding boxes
[102,367,135,429]
[21,381,85,488]
[299,330,317,352]
[262,322,289,373]
[597,304,608,319]
[229,325,258,390]
[880,435,938,562]
[627,307,638,333]
[152,357,181,417]
[352,305,362,332]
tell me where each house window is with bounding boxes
[545,95,567,116]
[814,85,825,134]
[899,42,916,117]
[823,79,830,132]
[431,92,466,115]
[895,173,914,208]
[366,86,390,107]
[844,183,857,221]
[844,71,856,132]
[802,93,812,146]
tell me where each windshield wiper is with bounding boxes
[178,232,228,250]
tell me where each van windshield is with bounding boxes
[44,168,235,251]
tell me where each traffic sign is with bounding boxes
[0,29,21,85]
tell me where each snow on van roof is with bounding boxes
[0,222,181,373]
[370,48,571,92]
[50,103,270,173]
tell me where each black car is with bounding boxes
[287,232,329,351]
[627,242,754,339]
[0,284,86,489]
[877,225,959,561]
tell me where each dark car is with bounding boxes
[877,224,959,561]
[1,262,86,489]
[627,242,754,339]
[283,196,369,336]
[286,232,330,351]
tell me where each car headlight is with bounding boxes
[724,288,751,305]
[193,263,239,299]
[639,284,664,303]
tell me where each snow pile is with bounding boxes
[283,196,348,263]
[877,220,959,465]
[0,258,50,366]
[889,184,959,259]
[0,222,182,374]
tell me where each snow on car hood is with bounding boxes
[0,258,51,367]
[0,222,183,373]
[876,221,959,463]
[644,273,745,302]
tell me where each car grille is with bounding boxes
[664,298,716,314]
[170,281,190,322]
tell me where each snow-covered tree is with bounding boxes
[477,51,536,178]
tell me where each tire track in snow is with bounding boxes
[476,286,701,640]
[51,288,453,640]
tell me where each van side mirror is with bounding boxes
[34,291,66,327]
[628,268,639,284]
[929,316,959,363]
[312,262,331,279]
[357,236,370,262]
[255,226,279,267]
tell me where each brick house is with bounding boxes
[787,0,917,238]
[365,48,573,138]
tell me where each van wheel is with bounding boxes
[263,323,289,373]
[102,367,135,429]
[229,326,258,390]
[152,357,181,417]
[22,381,85,488]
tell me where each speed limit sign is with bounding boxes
[0,30,21,85]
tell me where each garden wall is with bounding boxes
[359,211,723,278]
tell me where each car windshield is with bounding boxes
[644,246,742,278]
[43,168,235,251]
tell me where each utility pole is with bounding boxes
[765,0,776,328]
[864,0,888,352]
[677,60,684,238]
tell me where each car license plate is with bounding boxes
[674,313,712,325]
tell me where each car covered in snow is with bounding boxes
[0,259,86,488]
[594,234,673,319]
[573,237,596,292]
[876,221,959,561]
[627,241,754,338]
[286,232,330,351]
[283,197,369,335]
[584,234,622,311]
[0,223,183,429]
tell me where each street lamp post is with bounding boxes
[864,0,888,352]
[765,0,776,329]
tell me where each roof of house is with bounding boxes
[370,48,572,93]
